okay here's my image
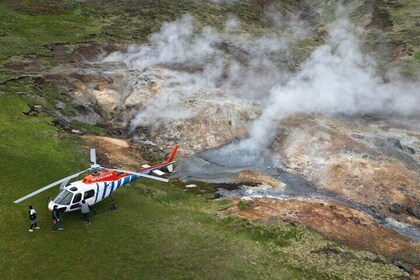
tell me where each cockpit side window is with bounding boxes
[54,190,73,205]
[73,193,82,204]
[84,189,95,200]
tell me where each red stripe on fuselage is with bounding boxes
[82,171,126,184]
[81,161,173,184]
[83,145,177,184]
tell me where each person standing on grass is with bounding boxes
[52,205,63,231]
[28,205,40,232]
[80,200,91,225]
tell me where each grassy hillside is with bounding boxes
[0,2,101,83]
[0,1,414,279]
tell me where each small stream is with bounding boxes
[173,146,420,242]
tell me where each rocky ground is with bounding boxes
[272,115,420,226]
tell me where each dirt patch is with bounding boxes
[51,43,122,65]
[366,5,393,29]
[321,156,420,224]
[75,44,124,62]
[226,198,420,267]
[3,57,42,73]
[81,135,145,169]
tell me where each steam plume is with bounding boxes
[101,8,420,152]
[244,16,420,150]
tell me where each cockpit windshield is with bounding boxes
[54,190,74,205]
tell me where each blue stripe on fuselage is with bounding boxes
[102,182,108,200]
[95,183,100,203]
[112,175,139,190]
[130,175,138,183]
[123,176,130,185]
[109,181,115,194]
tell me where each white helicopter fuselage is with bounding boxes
[14,145,179,211]
[48,172,140,212]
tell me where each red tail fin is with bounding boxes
[167,145,179,162]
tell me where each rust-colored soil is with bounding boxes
[227,198,420,266]
[81,136,145,169]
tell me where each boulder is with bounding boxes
[408,207,420,219]
[389,203,407,214]
[392,260,412,273]
[387,137,403,150]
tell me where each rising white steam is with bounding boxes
[101,8,419,151]
[244,16,420,150]
[103,15,220,69]
[102,12,307,128]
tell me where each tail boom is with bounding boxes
[137,144,179,174]
[166,144,179,163]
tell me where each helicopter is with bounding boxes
[14,145,179,212]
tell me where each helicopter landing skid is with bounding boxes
[109,194,117,210]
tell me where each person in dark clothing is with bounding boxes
[52,205,63,231]
[28,205,40,232]
[80,200,91,225]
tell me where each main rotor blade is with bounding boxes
[14,168,91,204]
[90,148,97,165]
[108,168,169,183]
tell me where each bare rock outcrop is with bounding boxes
[271,115,420,226]
[119,66,261,154]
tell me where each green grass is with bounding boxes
[70,120,106,135]
[81,0,269,46]
[414,51,420,62]
[0,96,86,202]
[238,200,252,211]
[0,77,84,119]
[0,2,99,61]
[386,0,420,53]
[0,1,102,83]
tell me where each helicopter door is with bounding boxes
[83,189,95,204]
[70,193,82,210]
